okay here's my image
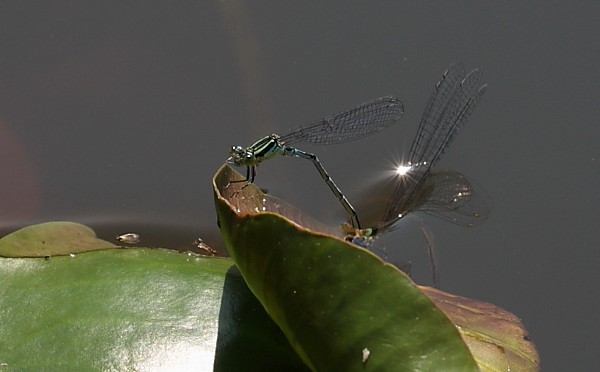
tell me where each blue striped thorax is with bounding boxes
[228,134,285,167]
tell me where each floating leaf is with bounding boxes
[1,244,320,370]
[0,248,231,369]
[0,221,116,257]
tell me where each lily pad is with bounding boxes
[214,164,479,371]
[0,221,116,257]
[0,248,231,369]
[0,244,321,370]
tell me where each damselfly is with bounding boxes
[228,96,404,229]
[347,63,490,241]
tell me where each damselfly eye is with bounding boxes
[230,146,244,156]
[228,146,247,163]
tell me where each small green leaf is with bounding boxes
[0,221,116,257]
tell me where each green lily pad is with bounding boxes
[0,248,231,369]
[0,221,116,257]
[214,164,479,371]
[0,244,320,370]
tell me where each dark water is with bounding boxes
[1,2,598,370]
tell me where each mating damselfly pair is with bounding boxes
[227,63,489,251]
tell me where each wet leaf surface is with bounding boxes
[0,248,231,370]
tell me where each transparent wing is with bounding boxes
[381,64,487,227]
[409,63,487,168]
[370,170,491,234]
[416,170,492,227]
[280,96,404,146]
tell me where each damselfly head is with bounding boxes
[228,145,246,165]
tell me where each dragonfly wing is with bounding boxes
[417,170,492,227]
[281,96,404,146]
[409,63,487,169]
[382,63,487,226]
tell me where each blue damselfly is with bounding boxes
[228,96,404,229]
